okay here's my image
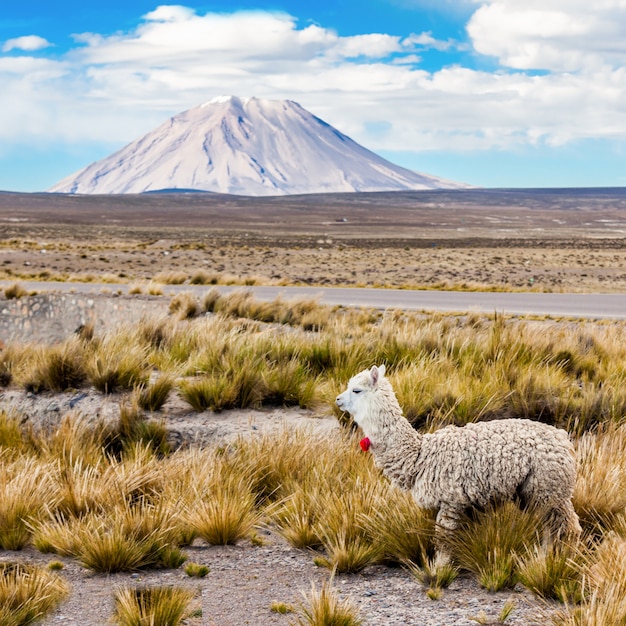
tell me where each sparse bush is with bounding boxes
[20,339,87,393]
[3,282,27,299]
[0,562,69,625]
[444,502,541,591]
[113,586,195,626]
[169,292,199,320]
[293,578,362,626]
[135,375,174,412]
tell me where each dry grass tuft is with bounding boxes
[516,542,583,603]
[0,562,69,625]
[3,282,28,300]
[574,424,626,533]
[86,333,149,393]
[0,456,58,550]
[184,463,260,545]
[169,292,200,320]
[113,586,195,626]
[444,502,541,591]
[153,271,188,285]
[135,374,175,412]
[19,338,86,393]
[293,578,362,626]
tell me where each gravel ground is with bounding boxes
[13,529,553,626]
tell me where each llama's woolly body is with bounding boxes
[336,365,581,539]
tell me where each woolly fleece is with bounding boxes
[336,365,581,541]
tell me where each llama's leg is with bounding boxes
[544,501,582,542]
[434,504,464,564]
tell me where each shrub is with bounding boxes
[443,502,541,591]
[135,375,175,412]
[293,579,362,626]
[113,586,195,626]
[21,339,86,393]
[3,282,27,299]
[169,292,199,320]
[0,562,69,626]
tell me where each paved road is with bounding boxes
[4,280,626,320]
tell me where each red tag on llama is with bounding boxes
[359,437,371,452]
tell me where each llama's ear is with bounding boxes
[371,364,385,385]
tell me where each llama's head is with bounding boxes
[336,364,399,435]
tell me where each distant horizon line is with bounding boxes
[3,185,626,197]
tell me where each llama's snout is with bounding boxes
[335,391,348,410]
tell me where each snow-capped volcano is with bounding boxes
[50,96,464,196]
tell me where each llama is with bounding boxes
[336,364,581,555]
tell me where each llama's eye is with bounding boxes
[352,389,362,394]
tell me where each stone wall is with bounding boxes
[0,293,169,344]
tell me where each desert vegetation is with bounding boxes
[2,292,626,622]
[4,230,626,294]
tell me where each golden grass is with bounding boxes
[0,562,69,625]
[3,282,28,299]
[5,294,626,436]
[443,502,542,592]
[113,586,195,626]
[293,578,362,626]
[4,301,626,613]
[573,424,626,533]
[183,460,260,546]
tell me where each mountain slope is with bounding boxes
[50,96,465,196]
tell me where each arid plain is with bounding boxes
[2,188,626,626]
[1,188,626,292]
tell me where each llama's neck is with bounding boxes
[359,396,423,491]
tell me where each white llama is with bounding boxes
[336,365,581,554]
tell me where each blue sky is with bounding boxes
[2,0,626,191]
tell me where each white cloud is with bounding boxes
[2,3,626,160]
[403,32,455,51]
[2,35,52,53]
[467,0,626,71]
